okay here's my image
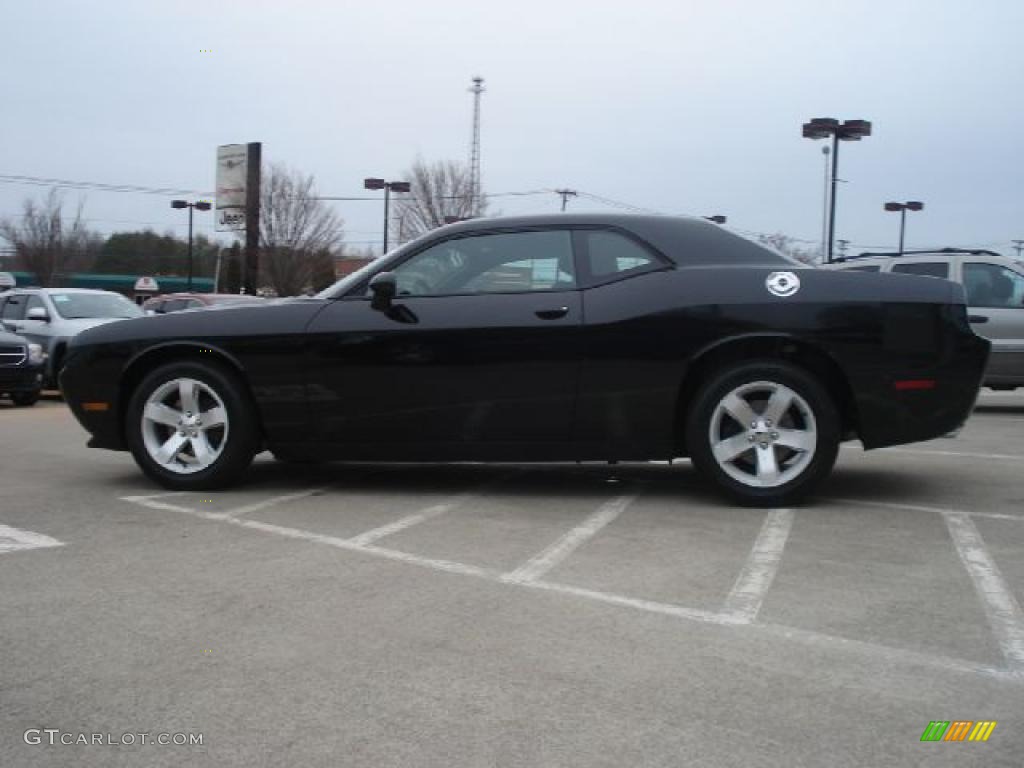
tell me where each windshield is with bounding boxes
[315,258,386,299]
[50,292,143,320]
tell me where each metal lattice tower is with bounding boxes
[468,76,485,217]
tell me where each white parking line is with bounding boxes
[117,490,1024,685]
[502,492,640,584]
[720,509,795,623]
[830,497,1024,523]
[347,490,482,546]
[0,525,64,554]
[944,512,1024,671]
[218,488,330,520]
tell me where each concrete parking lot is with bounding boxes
[2,392,1024,767]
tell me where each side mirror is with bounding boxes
[369,272,397,311]
[27,307,50,322]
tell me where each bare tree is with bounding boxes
[757,233,821,265]
[390,159,487,246]
[260,163,345,296]
[0,189,98,286]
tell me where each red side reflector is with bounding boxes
[893,379,936,391]
[82,402,110,412]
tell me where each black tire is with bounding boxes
[685,360,840,507]
[125,360,260,491]
[11,390,41,407]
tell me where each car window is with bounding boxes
[50,292,142,320]
[184,299,205,309]
[24,295,47,317]
[391,230,576,296]
[2,294,26,320]
[582,230,659,279]
[162,299,187,313]
[963,263,1024,308]
[891,262,949,279]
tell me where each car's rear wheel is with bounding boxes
[686,361,840,506]
[11,390,40,407]
[126,360,259,490]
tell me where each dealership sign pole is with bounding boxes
[215,142,261,294]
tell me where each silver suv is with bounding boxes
[0,288,142,388]
[829,249,1024,389]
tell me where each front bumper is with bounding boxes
[0,363,44,394]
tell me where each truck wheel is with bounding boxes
[686,360,840,507]
[126,360,260,490]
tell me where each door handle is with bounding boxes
[968,315,989,324]
[535,307,569,320]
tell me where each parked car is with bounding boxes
[0,328,45,406]
[829,249,1024,389]
[0,288,142,388]
[143,293,265,315]
[60,214,989,506]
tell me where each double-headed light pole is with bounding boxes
[170,199,211,291]
[802,117,872,263]
[364,178,411,255]
[883,201,924,255]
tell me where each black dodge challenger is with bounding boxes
[61,214,989,505]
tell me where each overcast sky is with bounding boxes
[2,0,1022,258]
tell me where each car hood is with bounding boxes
[0,329,30,345]
[55,317,134,335]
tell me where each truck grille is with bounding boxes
[0,344,27,366]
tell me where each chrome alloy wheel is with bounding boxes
[140,378,229,475]
[708,381,817,488]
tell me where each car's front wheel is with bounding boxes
[686,361,840,507]
[11,390,40,406]
[126,360,260,490]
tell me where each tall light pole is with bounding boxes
[802,117,872,263]
[364,178,410,255]
[884,201,924,255]
[820,145,831,263]
[171,199,211,291]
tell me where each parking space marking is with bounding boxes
[117,490,1024,685]
[0,525,64,554]
[944,512,1024,670]
[502,492,640,584]
[218,488,330,520]
[347,489,483,546]
[721,509,794,623]
[831,497,1024,523]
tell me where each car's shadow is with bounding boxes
[110,456,938,511]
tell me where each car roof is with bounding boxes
[14,287,125,295]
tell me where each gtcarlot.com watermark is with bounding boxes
[24,729,203,747]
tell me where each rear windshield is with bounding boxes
[50,293,142,320]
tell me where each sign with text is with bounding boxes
[215,144,248,231]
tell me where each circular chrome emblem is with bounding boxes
[765,271,800,297]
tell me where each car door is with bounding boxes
[961,261,1024,383]
[305,228,583,459]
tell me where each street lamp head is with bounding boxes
[802,122,830,140]
[389,181,411,194]
[839,119,872,141]
[171,200,188,209]
[884,202,904,212]
[906,201,924,211]
[363,178,386,191]
[194,201,212,211]
[705,215,727,224]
